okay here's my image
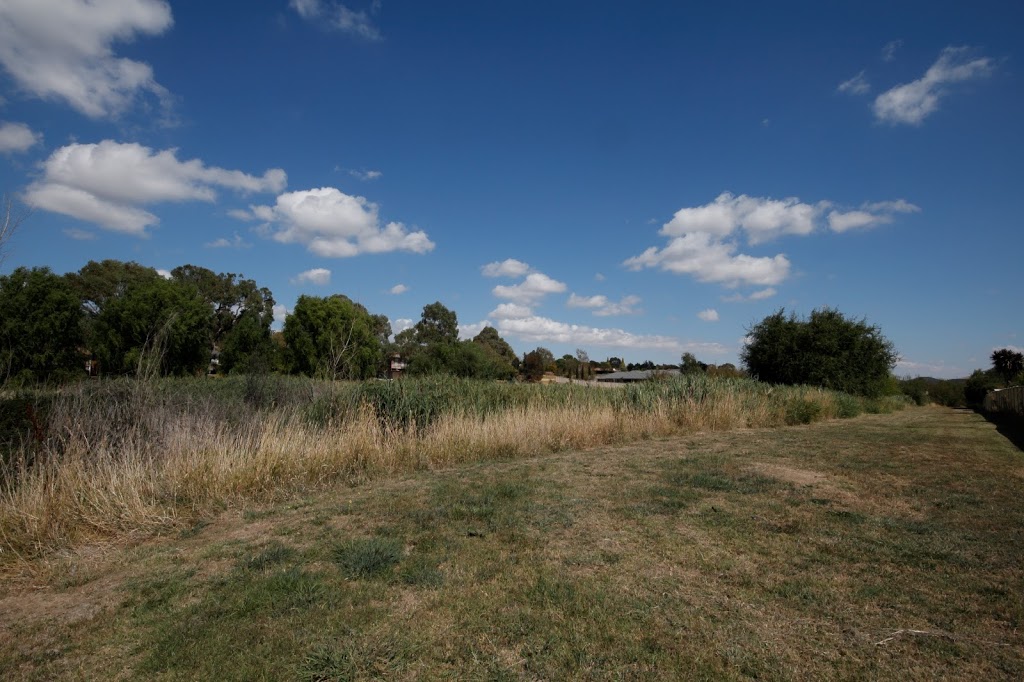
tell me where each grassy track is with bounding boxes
[1,406,1021,680]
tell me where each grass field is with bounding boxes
[1,406,1021,680]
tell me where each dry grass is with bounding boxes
[0,376,900,565]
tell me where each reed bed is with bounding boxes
[0,374,905,562]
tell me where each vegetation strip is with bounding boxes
[1,374,905,560]
[0,407,1020,680]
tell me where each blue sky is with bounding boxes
[0,1,1021,377]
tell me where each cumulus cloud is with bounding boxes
[156,268,172,279]
[272,304,289,328]
[828,199,920,232]
[389,283,408,295]
[289,0,381,40]
[568,293,642,317]
[723,287,777,303]
[481,258,532,278]
[662,192,819,244]
[492,272,567,305]
[489,303,533,320]
[391,317,414,336]
[0,121,41,153]
[25,140,286,234]
[625,232,791,288]
[458,320,491,341]
[240,187,434,258]
[292,268,331,286]
[697,308,719,322]
[626,192,919,288]
[496,315,688,351]
[205,232,251,249]
[0,0,173,118]
[838,71,870,95]
[873,47,993,125]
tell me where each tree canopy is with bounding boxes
[284,294,384,380]
[741,308,898,398]
[0,267,84,384]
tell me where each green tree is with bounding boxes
[414,302,459,346]
[473,326,519,370]
[680,352,707,375]
[284,295,383,379]
[741,308,898,398]
[170,265,277,373]
[991,348,1024,386]
[0,267,84,384]
[92,276,213,377]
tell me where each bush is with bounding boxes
[741,308,897,398]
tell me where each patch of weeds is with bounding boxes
[298,643,357,681]
[785,398,823,425]
[333,537,404,580]
[835,393,863,419]
[399,553,444,588]
[239,541,296,572]
[179,518,211,539]
[297,636,405,682]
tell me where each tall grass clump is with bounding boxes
[0,374,900,562]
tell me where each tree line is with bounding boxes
[0,260,537,385]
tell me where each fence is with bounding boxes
[983,386,1024,417]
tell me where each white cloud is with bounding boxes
[292,268,331,286]
[389,283,408,295]
[0,0,173,118]
[243,187,434,258]
[391,317,414,336]
[156,268,171,279]
[838,71,870,95]
[828,199,920,233]
[492,272,567,304]
[625,232,791,288]
[481,258,533,278]
[873,47,993,125]
[289,0,381,40]
[63,227,96,240]
[594,272,605,281]
[662,192,819,244]
[496,315,688,351]
[0,121,41,153]
[205,232,251,249]
[489,303,533,320]
[272,303,289,329]
[349,169,382,181]
[628,192,919,288]
[881,39,903,62]
[25,140,286,234]
[697,308,719,322]
[568,293,642,317]
[458,320,491,341]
